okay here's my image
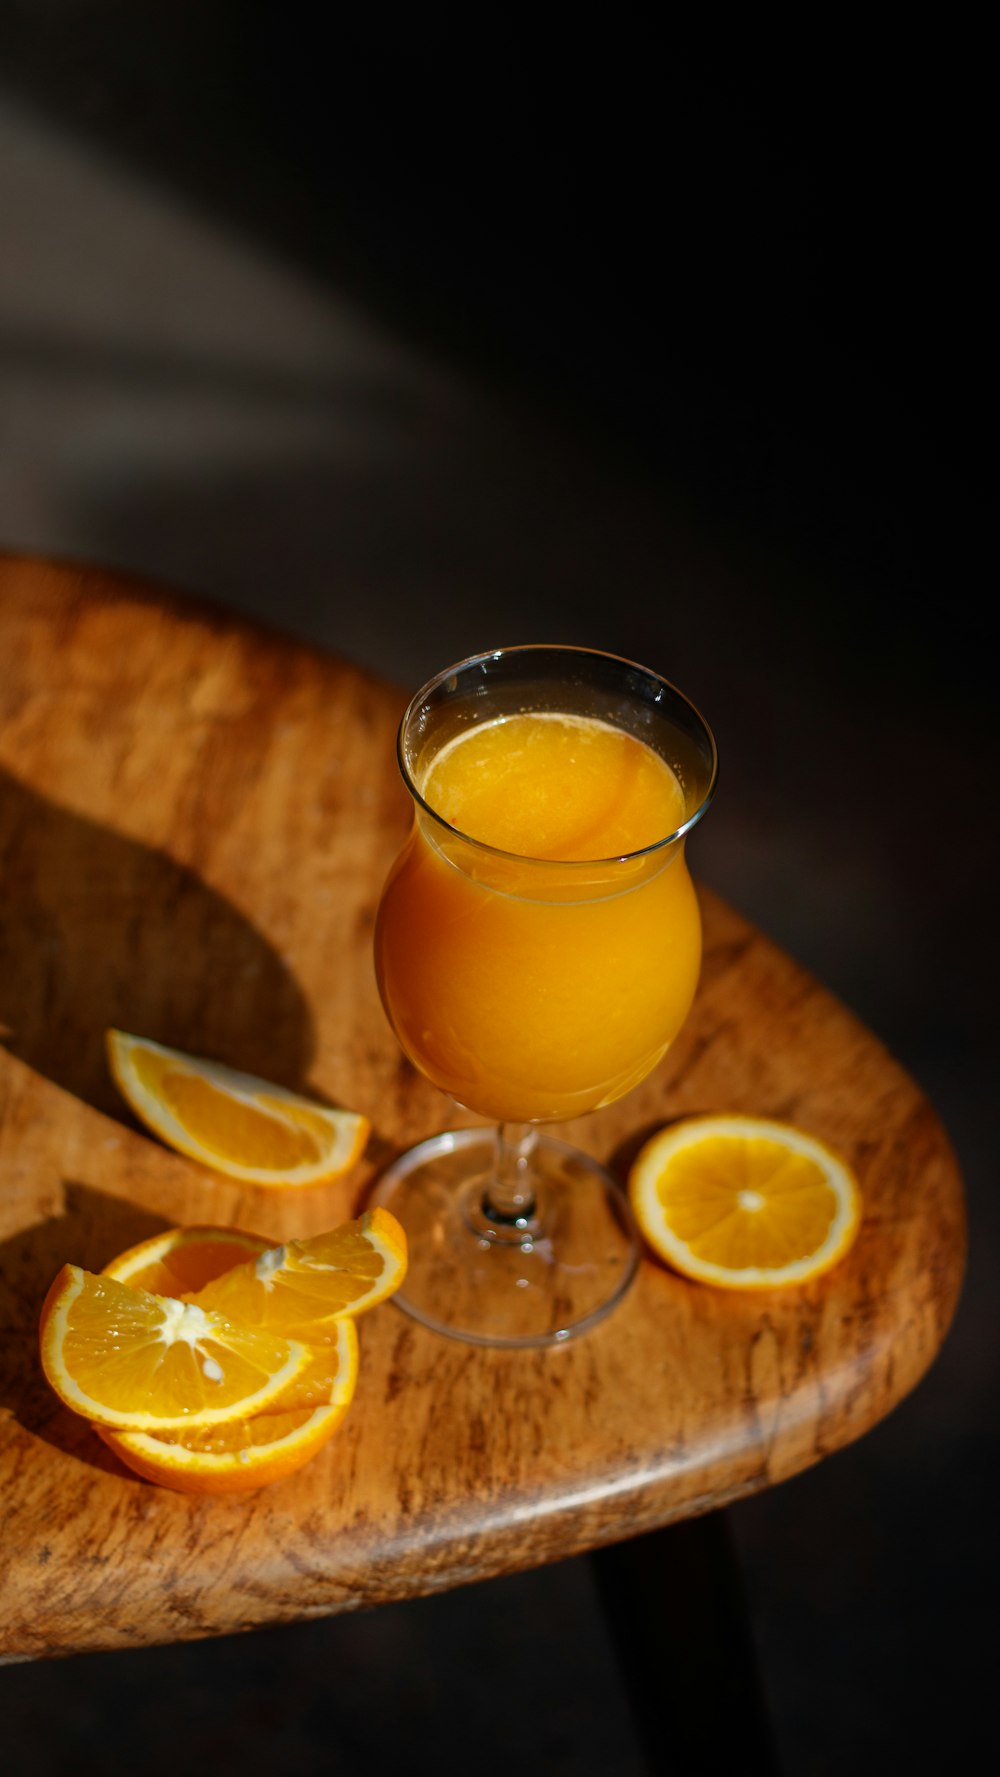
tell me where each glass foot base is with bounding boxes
[369,1128,640,1348]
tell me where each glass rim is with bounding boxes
[396,643,719,867]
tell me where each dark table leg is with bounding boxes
[590,1509,781,1777]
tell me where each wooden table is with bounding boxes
[0,555,965,1662]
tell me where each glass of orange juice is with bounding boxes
[371,645,717,1346]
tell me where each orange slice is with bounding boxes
[94,1396,352,1495]
[182,1207,408,1340]
[106,1030,370,1187]
[40,1265,312,1431]
[629,1114,862,1289]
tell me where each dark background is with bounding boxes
[0,8,994,1774]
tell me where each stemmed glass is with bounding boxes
[371,645,717,1347]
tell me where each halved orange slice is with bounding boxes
[40,1265,312,1431]
[106,1030,370,1187]
[629,1114,862,1289]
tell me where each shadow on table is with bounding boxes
[0,766,315,1117]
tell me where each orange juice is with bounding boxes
[375,711,703,1124]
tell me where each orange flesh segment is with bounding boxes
[656,1137,840,1267]
[129,1239,271,1297]
[131,1049,326,1168]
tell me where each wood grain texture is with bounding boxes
[0,555,966,1660]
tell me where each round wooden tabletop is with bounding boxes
[0,555,965,1660]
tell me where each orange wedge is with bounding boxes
[182,1207,408,1340]
[39,1265,313,1431]
[106,1030,370,1187]
[629,1114,862,1289]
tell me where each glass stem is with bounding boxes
[483,1123,539,1226]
